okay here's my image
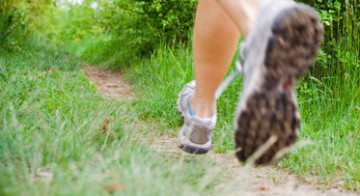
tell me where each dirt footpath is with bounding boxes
[84,66,357,196]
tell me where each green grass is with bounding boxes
[0,37,236,196]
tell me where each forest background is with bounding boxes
[1,0,360,195]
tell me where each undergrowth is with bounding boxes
[0,37,230,196]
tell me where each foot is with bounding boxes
[177,81,217,154]
[235,0,323,164]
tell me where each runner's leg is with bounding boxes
[191,0,261,119]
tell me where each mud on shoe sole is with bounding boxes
[235,6,323,165]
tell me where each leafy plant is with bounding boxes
[0,0,54,51]
[0,0,26,50]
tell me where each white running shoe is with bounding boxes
[234,0,323,164]
[177,81,217,154]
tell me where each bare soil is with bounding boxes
[84,66,133,100]
[85,66,357,196]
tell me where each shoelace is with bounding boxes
[215,60,244,99]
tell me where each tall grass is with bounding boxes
[0,37,235,196]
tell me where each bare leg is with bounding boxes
[217,0,262,36]
[180,0,323,159]
[191,0,261,118]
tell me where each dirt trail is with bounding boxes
[85,66,133,100]
[84,66,357,196]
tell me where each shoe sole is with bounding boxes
[235,6,323,165]
[179,144,210,154]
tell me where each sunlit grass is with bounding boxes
[0,39,231,196]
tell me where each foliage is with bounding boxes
[28,0,197,65]
[0,0,54,51]
[0,0,26,51]
[107,0,196,57]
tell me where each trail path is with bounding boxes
[84,66,357,196]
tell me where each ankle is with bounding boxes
[190,96,216,119]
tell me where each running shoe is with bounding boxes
[234,0,323,164]
[177,81,217,154]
